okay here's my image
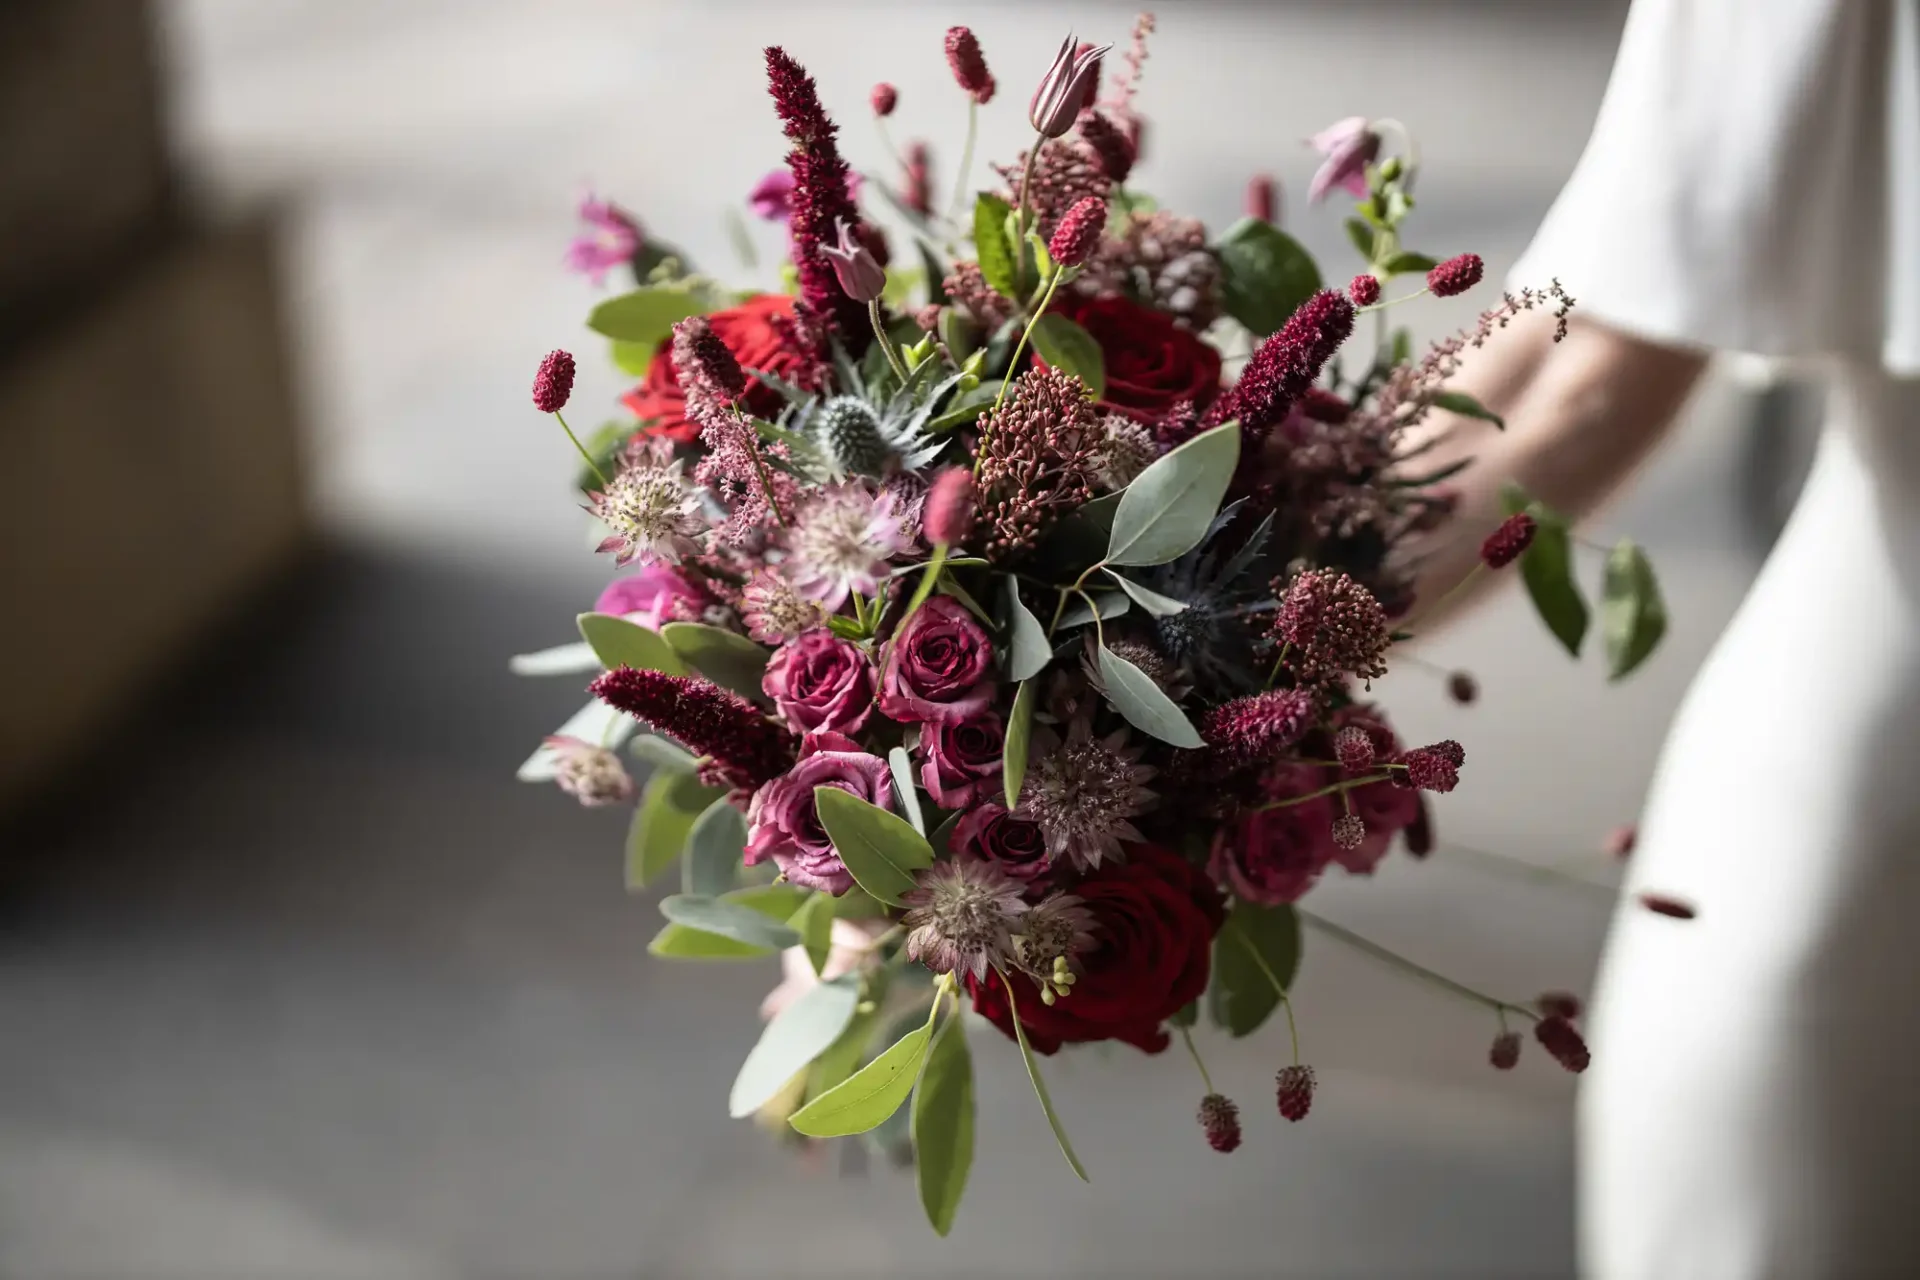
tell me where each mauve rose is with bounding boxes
[763,629,875,736]
[1208,765,1340,904]
[594,566,705,630]
[743,732,893,895]
[952,803,1052,886]
[917,714,1003,807]
[877,596,994,724]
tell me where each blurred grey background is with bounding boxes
[0,1,1815,1276]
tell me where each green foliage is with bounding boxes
[577,613,687,676]
[973,194,1018,299]
[659,893,802,951]
[627,770,726,889]
[681,797,746,897]
[729,974,861,1118]
[812,787,935,906]
[1602,539,1667,680]
[647,884,807,959]
[1429,389,1504,429]
[1004,580,1052,682]
[913,1015,975,1237]
[586,286,705,345]
[1503,486,1589,658]
[1207,901,1302,1037]
[1105,423,1241,567]
[1028,314,1106,399]
[1003,678,1037,808]
[1215,217,1323,336]
[789,1024,932,1137]
[1096,644,1204,748]
[661,621,770,698]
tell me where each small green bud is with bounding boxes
[1040,986,1057,1006]
[1379,156,1404,183]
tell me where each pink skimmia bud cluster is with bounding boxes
[507,11,1668,1236]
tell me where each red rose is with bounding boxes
[966,844,1223,1054]
[1043,295,1222,421]
[621,293,804,444]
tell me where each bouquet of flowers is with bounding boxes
[511,15,1667,1235]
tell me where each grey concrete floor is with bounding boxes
[0,2,1808,1275]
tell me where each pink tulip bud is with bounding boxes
[820,219,886,303]
[1029,33,1111,139]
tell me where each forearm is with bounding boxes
[1402,313,1709,626]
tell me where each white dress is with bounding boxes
[1510,1,1920,1275]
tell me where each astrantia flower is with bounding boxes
[543,735,635,807]
[901,857,1029,980]
[786,482,911,608]
[1014,719,1157,872]
[1013,891,1097,979]
[563,195,641,285]
[586,439,707,567]
[1093,414,1159,491]
[1305,117,1379,203]
[740,570,828,644]
[1272,568,1390,685]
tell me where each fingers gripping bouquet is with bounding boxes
[513,14,1665,1234]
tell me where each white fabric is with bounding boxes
[1512,3,1920,1276]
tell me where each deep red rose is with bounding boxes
[1043,295,1223,422]
[621,293,805,444]
[966,844,1224,1055]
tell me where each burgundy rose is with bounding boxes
[763,628,875,736]
[1208,765,1340,904]
[621,293,806,445]
[967,844,1223,1054]
[1044,295,1223,421]
[877,596,994,724]
[918,714,1004,807]
[743,732,892,895]
[952,803,1052,887]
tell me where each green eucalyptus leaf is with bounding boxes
[1004,580,1052,682]
[1429,390,1504,430]
[509,641,601,677]
[682,797,746,897]
[1215,217,1323,337]
[1168,999,1198,1030]
[659,893,802,951]
[929,810,963,857]
[790,892,836,975]
[809,1003,879,1099]
[973,194,1018,299]
[729,974,862,1118]
[1101,570,1188,617]
[630,735,698,773]
[577,613,687,676]
[647,885,807,959]
[661,621,770,698]
[1602,539,1667,681]
[1029,314,1106,400]
[1097,644,1204,748]
[1381,250,1438,276]
[627,770,726,889]
[888,746,927,837]
[1000,973,1088,1181]
[1003,678,1036,808]
[789,1024,932,1137]
[826,615,867,641]
[1034,490,1124,570]
[586,286,705,345]
[913,1015,975,1237]
[813,787,935,906]
[1056,591,1130,630]
[1105,423,1241,567]
[1207,901,1301,1037]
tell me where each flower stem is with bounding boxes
[897,543,949,631]
[868,298,910,383]
[553,410,609,488]
[1179,1026,1215,1094]
[1297,909,1537,1020]
[1250,773,1391,812]
[1231,928,1300,1064]
[1011,135,1042,248]
[946,99,980,225]
[1399,562,1485,635]
[1357,286,1433,313]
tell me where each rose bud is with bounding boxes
[1029,33,1111,139]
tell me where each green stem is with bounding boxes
[1232,929,1300,1064]
[1178,1026,1215,1094]
[1358,287,1433,314]
[1297,909,1537,1021]
[972,267,1066,480]
[869,298,910,383]
[998,967,1089,1182]
[1011,136,1042,249]
[1250,773,1391,812]
[897,543,949,631]
[1399,561,1485,635]
[553,411,609,488]
[946,98,979,225]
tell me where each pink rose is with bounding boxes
[763,629,875,736]
[594,566,705,630]
[917,713,1003,807]
[743,732,893,895]
[877,596,994,724]
[952,803,1052,887]
[1208,765,1340,904]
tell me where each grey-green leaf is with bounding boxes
[888,746,927,836]
[1029,314,1106,400]
[577,613,687,676]
[813,787,935,906]
[1004,580,1052,681]
[1601,539,1667,681]
[659,893,802,952]
[790,892,836,975]
[508,641,601,677]
[1106,423,1241,567]
[586,286,705,345]
[1215,217,1324,337]
[1003,678,1037,808]
[973,193,1018,299]
[1381,250,1438,276]
[1056,591,1130,630]
[682,797,746,897]
[1000,973,1088,1181]
[1207,901,1302,1037]
[627,770,725,889]
[661,622,771,698]
[789,1025,932,1137]
[630,735,699,773]
[1430,389,1505,429]
[913,1015,975,1237]
[1102,570,1188,617]
[1097,645,1204,748]
[647,885,807,960]
[729,974,861,1117]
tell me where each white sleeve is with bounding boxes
[1510,0,1920,375]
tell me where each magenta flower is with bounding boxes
[917,713,1005,807]
[1305,117,1380,204]
[593,565,705,631]
[747,168,863,225]
[762,629,876,736]
[563,196,641,285]
[743,731,893,895]
[877,596,995,725]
